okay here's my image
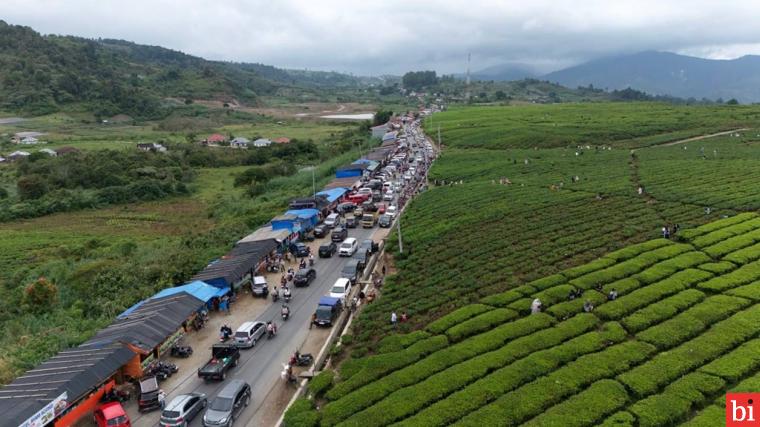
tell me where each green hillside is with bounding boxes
[290,103,760,426]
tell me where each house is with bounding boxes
[253,138,272,148]
[137,143,167,152]
[382,131,398,144]
[19,136,39,145]
[370,123,389,139]
[230,137,250,149]
[205,133,227,145]
[8,151,30,161]
[273,137,291,144]
[55,146,80,156]
[38,148,57,156]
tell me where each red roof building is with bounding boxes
[273,137,291,144]
[206,133,227,144]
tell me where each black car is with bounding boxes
[319,242,337,258]
[351,250,367,271]
[337,202,356,214]
[293,242,310,258]
[331,226,348,242]
[314,224,328,238]
[378,214,392,228]
[358,239,378,256]
[340,259,363,285]
[294,267,317,287]
[362,201,378,212]
[202,380,250,427]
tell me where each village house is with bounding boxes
[230,136,250,148]
[137,143,167,152]
[204,133,227,145]
[19,136,40,145]
[370,123,389,139]
[38,148,57,156]
[253,138,272,148]
[273,137,291,144]
[8,151,30,161]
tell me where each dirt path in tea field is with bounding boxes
[656,128,748,147]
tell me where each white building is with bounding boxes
[253,138,272,148]
[230,137,250,149]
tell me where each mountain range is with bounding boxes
[476,51,760,103]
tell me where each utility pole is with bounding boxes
[311,166,316,199]
[438,125,442,154]
[396,215,403,253]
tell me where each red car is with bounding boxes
[376,203,387,214]
[94,402,131,427]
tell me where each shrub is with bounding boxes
[699,338,760,382]
[308,370,335,398]
[525,273,566,290]
[283,398,320,427]
[546,290,605,319]
[523,380,629,427]
[399,322,627,427]
[445,308,517,342]
[698,259,760,292]
[561,257,617,279]
[621,289,705,333]
[602,277,641,295]
[680,405,724,427]
[603,238,672,262]
[599,411,635,427]
[691,216,760,248]
[632,251,711,284]
[699,261,737,274]
[636,295,749,349]
[326,335,449,400]
[533,284,576,306]
[595,269,712,320]
[480,289,524,307]
[456,341,656,426]
[507,297,534,315]
[703,228,760,258]
[342,314,601,426]
[726,280,760,301]
[321,314,555,425]
[376,330,431,353]
[679,212,757,239]
[630,372,725,427]
[426,304,492,334]
[724,242,760,265]
[618,304,760,397]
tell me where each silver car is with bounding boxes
[159,393,207,427]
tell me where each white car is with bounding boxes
[387,205,398,218]
[383,191,394,201]
[339,237,358,256]
[329,278,352,303]
[358,187,372,195]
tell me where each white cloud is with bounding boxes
[2,0,760,75]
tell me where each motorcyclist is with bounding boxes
[309,253,315,266]
[220,324,232,341]
[267,321,277,337]
[281,304,290,319]
[272,286,279,302]
[283,285,292,301]
[299,258,307,269]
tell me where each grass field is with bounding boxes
[289,103,760,426]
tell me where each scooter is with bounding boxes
[170,344,193,358]
[272,291,279,303]
[281,305,290,321]
[291,352,313,367]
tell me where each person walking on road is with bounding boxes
[310,312,316,329]
[382,265,386,276]
[391,311,398,328]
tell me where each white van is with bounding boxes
[329,278,352,303]
[339,237,358,257]
[324,213,340,229]
[234,321,266,348]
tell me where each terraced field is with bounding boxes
[292,213,760,426]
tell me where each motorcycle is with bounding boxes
[272,291,279,303]
[170,344,193,358]
[309,256,314,267]
[283,291,292,303]
[281,305,290,321]
[219,325,233,343]
[290,351,313,367]
[266,322,277,339]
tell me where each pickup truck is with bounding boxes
[198,344,239,381]
[361,213,377,228]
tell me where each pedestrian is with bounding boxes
[391,311,398,328]
[310,312,316,330]
[400,311,408,322]
[531,298,542,314]
[608,289,618,301]
[382,265,387,276]
[583,300,594,313]
[158,389,166,409]
[662,226,668,239]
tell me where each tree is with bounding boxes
[402,71,438,90]
[23,277,58,313]
[17,174,48,200]
[373,110,393,126]
[727,98,739,105]
[495,90,507,100]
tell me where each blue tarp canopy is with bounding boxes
[151,280,229,303]
[382,131,398,142]
[285,209,320,228]
[316,188,348,203]
[319,296,340,306]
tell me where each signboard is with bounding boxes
[19,392,68,427]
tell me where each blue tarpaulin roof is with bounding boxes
[285,209,320,219]
[319,296,340,306]
[316,188,348,203]
[118,300,146,319]
[151,280,229,303]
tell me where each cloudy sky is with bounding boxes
[3,0,760,75]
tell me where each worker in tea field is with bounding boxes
[583,300,595,313]
[531,298,543,314]
[608,289,618,301]
[391,311,398,328]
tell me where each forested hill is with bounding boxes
[0,21,363,118]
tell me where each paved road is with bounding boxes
[133,226,376,427]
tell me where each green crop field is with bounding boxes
[429,102,760,149]
[288,103,760,426]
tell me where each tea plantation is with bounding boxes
[285,103,760,426]
[295,214,760,426]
